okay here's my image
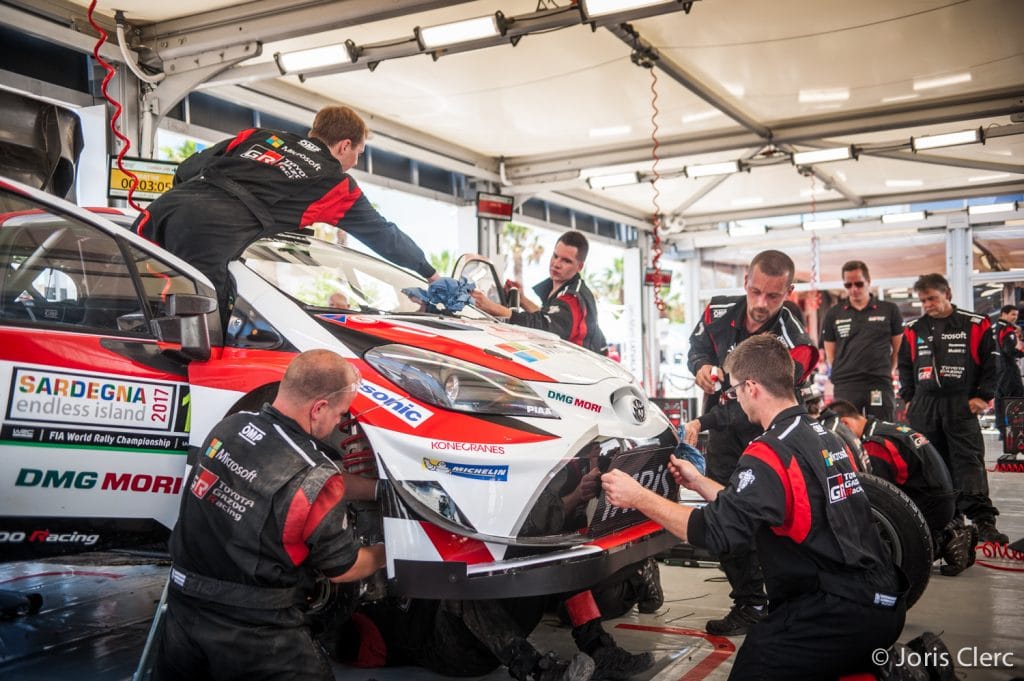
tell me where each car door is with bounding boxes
[0,186,203,559]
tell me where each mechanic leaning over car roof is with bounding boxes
[992,304,1024,446]
[133,105,437,319]
[602,334,906,681]
[470,230,607,354]
[898,273,1009,545]
[154,349,385,681]
[825,399,975,576]
[680,249,818,637]
[821,260,904,421]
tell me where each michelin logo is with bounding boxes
[359,379,434,428]
[423,457,508,481]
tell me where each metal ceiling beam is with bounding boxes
[603,22,771,139]
[861,149,1024,175]
[668,146,766,214]
[0,1,121,62]
[136,0,478,62]
[504,86,1024,180]
[675,180,1024,230]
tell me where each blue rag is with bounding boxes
[402,276,476,313]
[674,441,706,475]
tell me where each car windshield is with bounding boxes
[241,234,486,318]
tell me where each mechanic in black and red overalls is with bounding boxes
[602,334,905,681]
[898,273,1007,545]
[681,250,819,636]
[154,350,384,681]
[825,399,976,575]
[470,230,607,354]
[134,106,436,319]
[993,304,1024,446]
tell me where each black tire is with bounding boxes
[859,473,933,609]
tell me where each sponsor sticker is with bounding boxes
[430,440,506,455]
[422,457,508,481]
[191,465,219,499]
[827,471,863,502]
[241,145,283,164]
[358,379,434,427]
[547,389,601,414]
[496,342,548,363]
[240,423,266,445]
[736,469,756,492]
[918,366,933,381]
[8,367,184,433]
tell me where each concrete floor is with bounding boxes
[1,434,1021,681]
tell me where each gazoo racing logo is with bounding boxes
[827,471,864,503]
[358,380,434,428]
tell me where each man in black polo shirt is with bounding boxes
[821,260,904,420]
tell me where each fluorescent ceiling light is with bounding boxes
[685,160,740,178]
[968,202,1016,215]
[589,125,632,138]
[580,0,677,18]
[881,211,925,224]
[587,172,639,189]
[417,15,502,49]
[911,128,982,151]
[968,173,1011,183]
[885,179,924,188]
[913,72,972,91]
[792,146,853,165]
[881,94,919,104]
[729,222,766,237]
[276,45,350,73]
[802,218,843,231]
[798,88,849,103]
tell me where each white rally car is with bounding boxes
[0,176,679,598]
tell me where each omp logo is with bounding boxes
[358,380,434,428]
[191,466,219,499]
[240,423,265,445]
[265,135,285,148]
[15,468,183,494]
[298,139,321,152]
[868,315,886,322]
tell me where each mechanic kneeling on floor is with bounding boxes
[825,399,976,576]
[601,334,906,681]
[154,349,385,681]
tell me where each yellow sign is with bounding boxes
[108,157,179,201]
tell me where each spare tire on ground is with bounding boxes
[859,473,933,609]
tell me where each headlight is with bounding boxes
[365,344,558,418]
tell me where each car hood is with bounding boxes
[316,312,635,386]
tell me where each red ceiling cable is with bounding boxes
[86,1,151,237]
[647,64,666,314]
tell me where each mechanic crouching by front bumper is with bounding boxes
[154,350,384,681]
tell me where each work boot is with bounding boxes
[705,604,764,637]
[636,558,664,614]
[572,620,654,680]
[533,652,596,681]
[975,518,1009,545]
[906,631,955,681]
[938,519,974,576]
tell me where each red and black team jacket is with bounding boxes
[897,307,998,403]
[861,417,953,493]
[509,273,608,353]
[168,128,435,279]
[687,295,819,431]
[992,319,1024,394]
[169,404,358,621]
[687,405,898,604]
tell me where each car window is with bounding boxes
[242,235,487,318]
[127,244,197,325]
[0,190,188,335]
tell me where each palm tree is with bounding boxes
[159,139,200,162]
[430,250,454,277]
[501,222,544,285]
[586,256,624,305]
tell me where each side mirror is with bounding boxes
[151,293,217,361]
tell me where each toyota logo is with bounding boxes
[631,397,645,424]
